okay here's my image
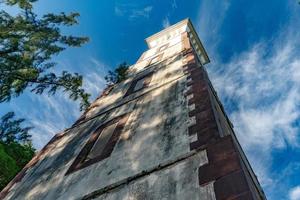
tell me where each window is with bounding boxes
[86,122,118,160]
[65,114,130,175]
[158,44,168,52]
[150,56,160,65]
[124,72,153,97]
[134,77,147,91]
[147,53,163,67]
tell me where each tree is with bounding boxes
[0,0,90,111]
[0,142,35,190]
[0,0,89,190]
[105,62,129,85]
[0,111,35,191]
[0,143,19,190]
[0,112,32,144]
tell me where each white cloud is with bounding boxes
[208,32,300,150]
[114,6,124,16]
[171,0,177,9]
[129,6,152,20]
[84,71,106,100]
[90,57,106,72]
[114,4,153,21]
[3,56,108,149]
[195,0,230,52]
[8,92,79,149]
[290,186,300,200]
[196,0,300,196]
[84,57,108,100]
[162,17,170,28]
[208,33,300,189]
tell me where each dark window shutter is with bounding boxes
[65,113,130,175]
[124,72,154,97]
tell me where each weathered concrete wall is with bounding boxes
[3,32,205,200]
[84,40,185,120]
[92,152,215,200]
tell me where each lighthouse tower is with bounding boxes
[1,19,266,200]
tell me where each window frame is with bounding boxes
[157,44,169,52]
[124,71,154,97]
[146,53,163,67]
[65,113,130,175]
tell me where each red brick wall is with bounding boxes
[182,32,263,199]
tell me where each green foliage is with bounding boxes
[0,0,92,191]
[0,111,32,144]
[0,112,35,191]
[0,0,90,111]
[4,0,37,9]
[0,143,19,190]
[0,142,35,191]
[3,142,35,170]
[105,62,129,85]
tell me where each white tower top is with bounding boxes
[145,18,210,65]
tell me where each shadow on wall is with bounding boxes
[6,52,193,199]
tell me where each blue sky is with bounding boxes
[1,0,300,199]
